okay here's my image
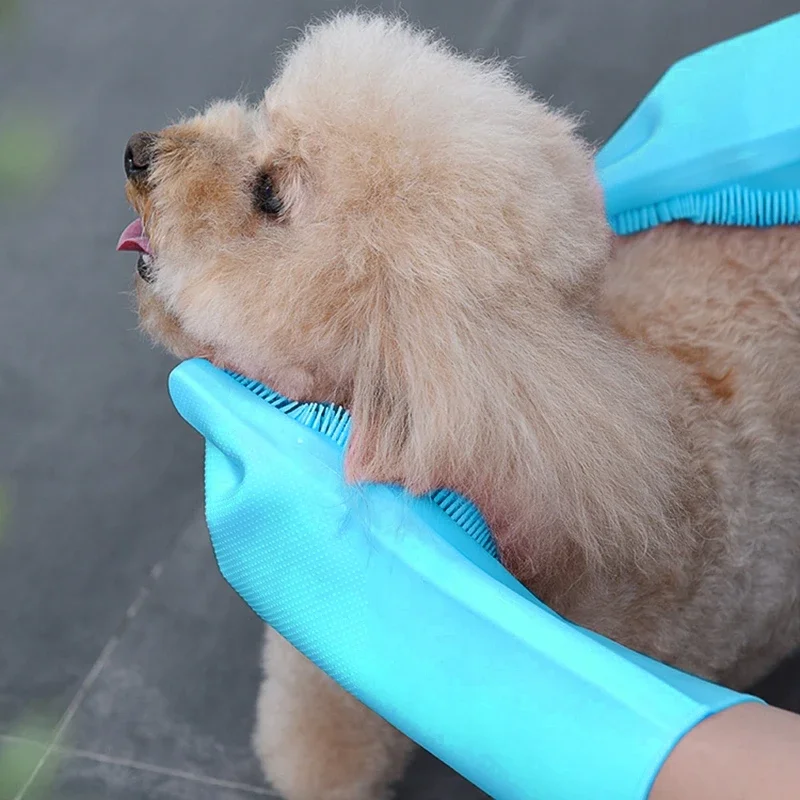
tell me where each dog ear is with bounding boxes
[343,345,438,496]
[343,412,399,486]
[344,391,435,496]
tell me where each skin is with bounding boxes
[650,704,800,800]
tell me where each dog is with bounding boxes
[119,13,800,799]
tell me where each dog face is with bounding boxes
[119,13,610,499]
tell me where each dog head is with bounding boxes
[119,13,614,522]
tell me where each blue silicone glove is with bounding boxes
[168,358,758,800]
[596,11,800,235]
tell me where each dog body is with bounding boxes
[122,14,800,799]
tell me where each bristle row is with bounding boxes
[290,403,352,448]
[609,186,800,236]
[431,489,498,558]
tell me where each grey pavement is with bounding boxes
[1,1,800,798]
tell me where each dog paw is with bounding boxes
[254,711,409,800]
[254,630,415,800]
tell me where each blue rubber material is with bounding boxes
[169,359,757,800]
[597,12,800,235]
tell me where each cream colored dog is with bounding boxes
[119,13,800,800]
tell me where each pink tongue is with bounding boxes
[117,218,152,255]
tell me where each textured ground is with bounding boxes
[1,1,799,797]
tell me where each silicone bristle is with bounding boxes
[609,186,800,236]
[290,402,352,448]
[431,488,498,559]
[227,370,498,559]
[230,374,303,414]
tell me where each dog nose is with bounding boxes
[124,132,156,179]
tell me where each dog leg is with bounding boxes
[254,626,416,800]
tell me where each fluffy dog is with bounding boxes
[119,13,800,800]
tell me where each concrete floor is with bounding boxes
[1,1,799,797]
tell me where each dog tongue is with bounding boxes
[117,218,152,255]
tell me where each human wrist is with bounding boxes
[649,701,800,800]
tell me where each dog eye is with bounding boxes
[253,171,283,216]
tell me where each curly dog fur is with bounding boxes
[123,13,800,799]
